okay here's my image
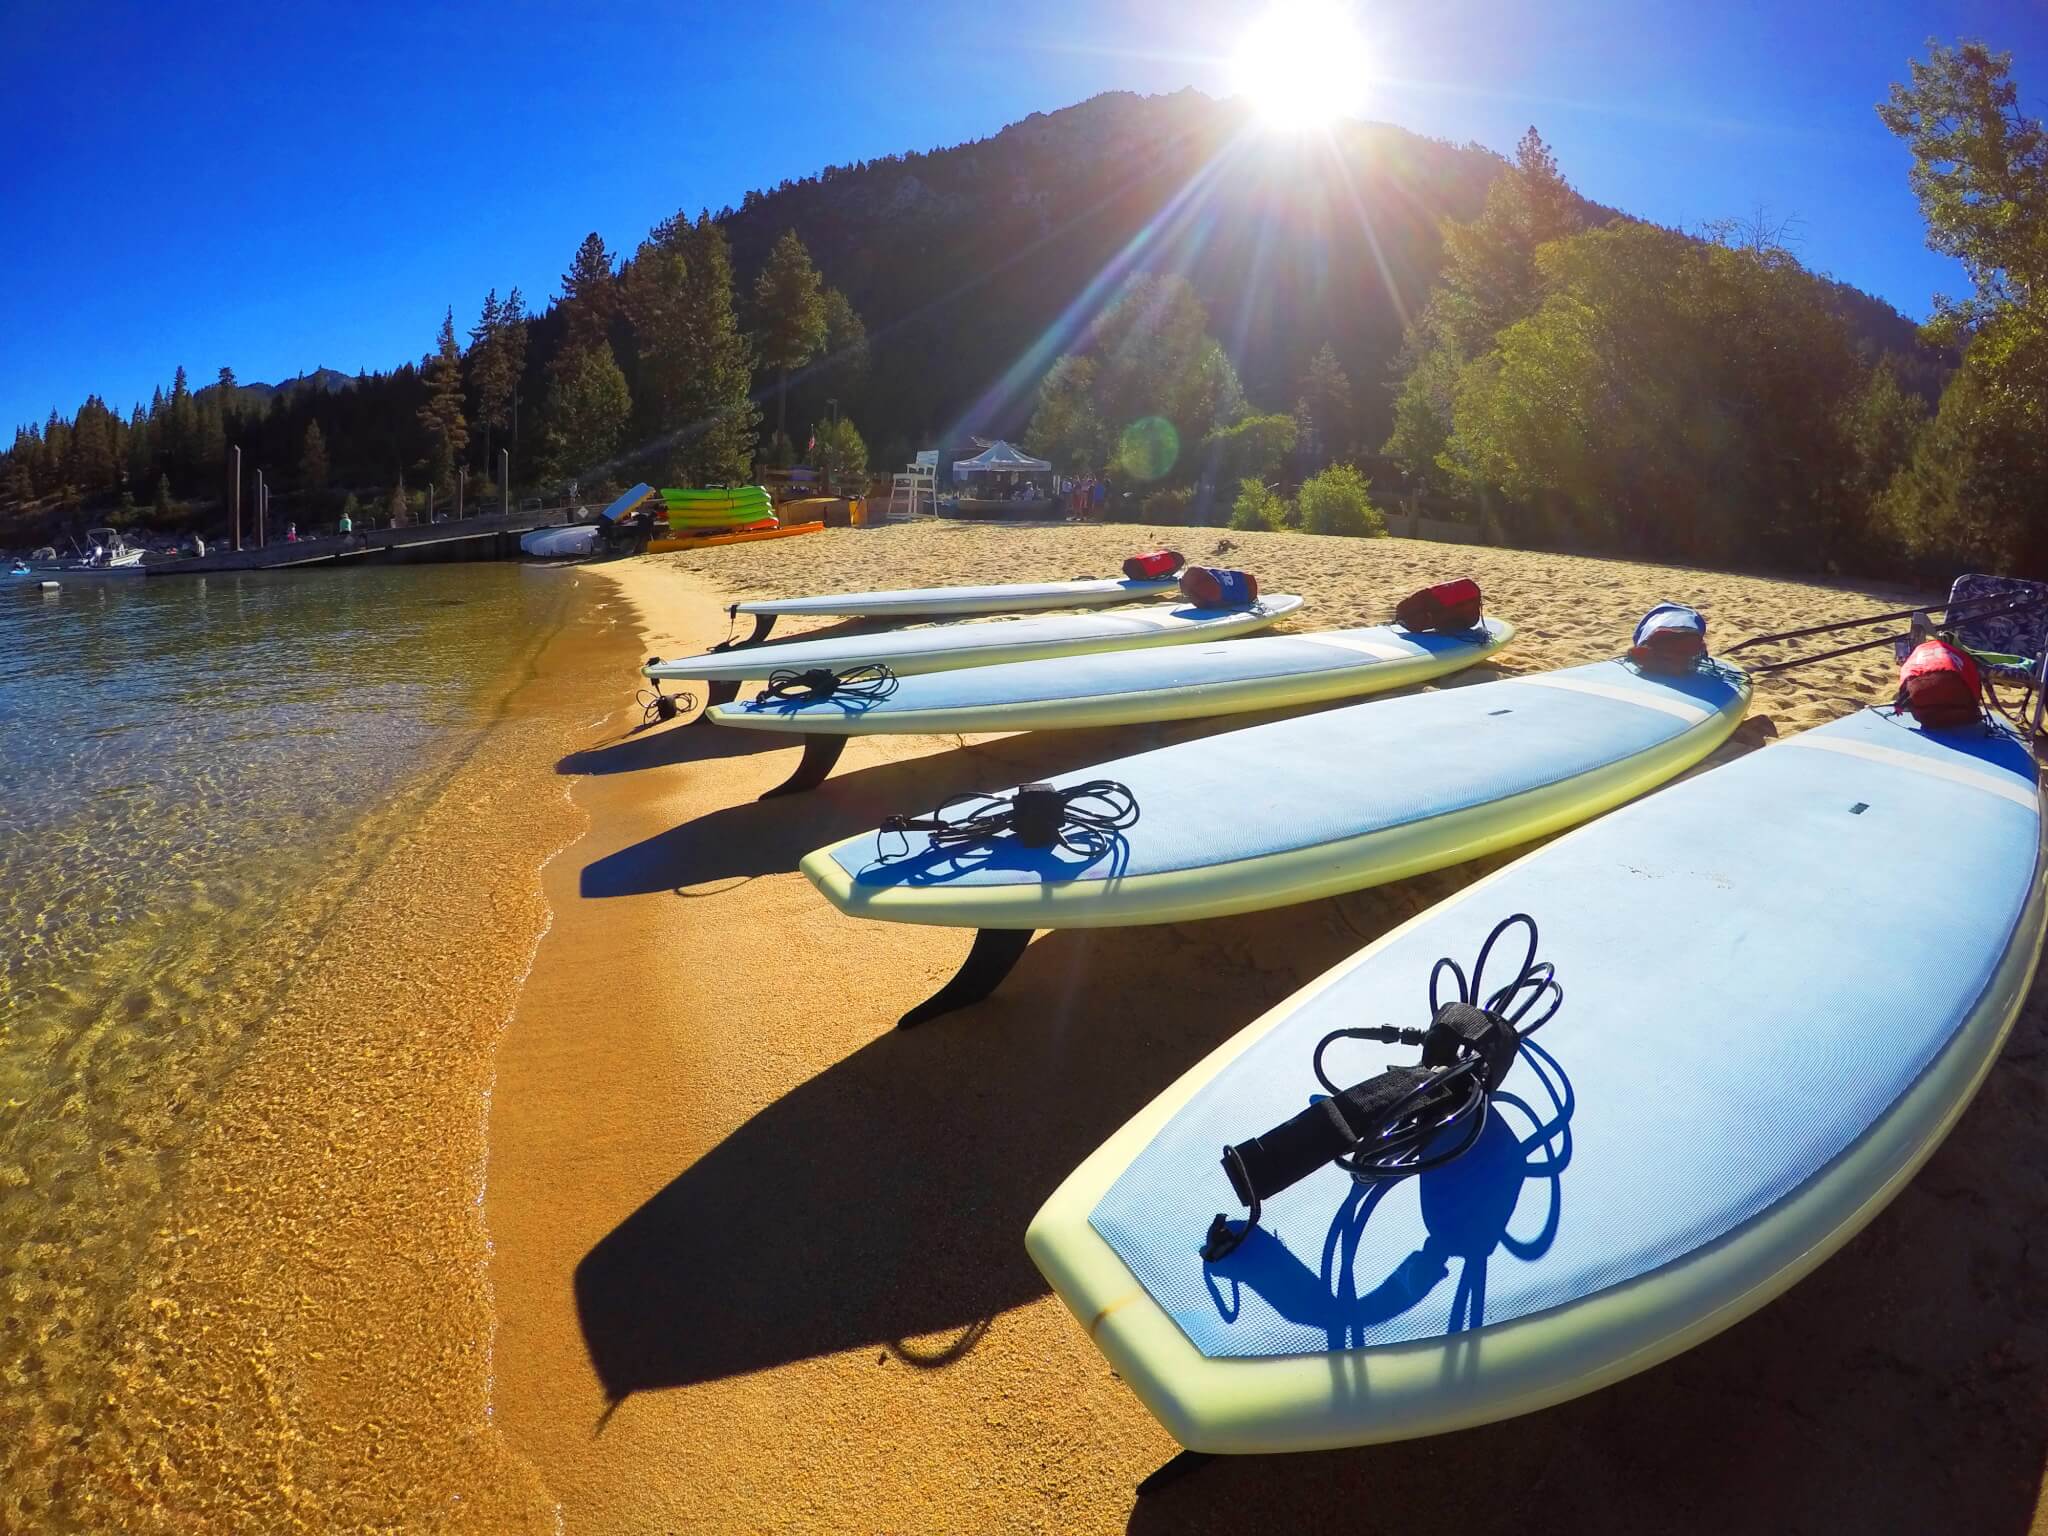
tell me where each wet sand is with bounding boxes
[486,524,2048,1534]
[19,571,634,1534]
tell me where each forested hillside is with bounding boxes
[5,50,2037,583]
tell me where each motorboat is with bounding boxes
[14,528,148,578]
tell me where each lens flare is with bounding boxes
[1117,417,1180,482]
[1231,1,1370,131]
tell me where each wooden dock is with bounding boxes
[149,511,566,576]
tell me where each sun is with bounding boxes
[1230,1,1370,131]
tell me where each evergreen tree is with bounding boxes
[416,308,469,494]
[301,420,330,497]
[817,287,870,404]
[679,218,760,484]
[1386,127,1585,486]
[1030,275,1242,485]
[168,365,196,473]
[6,426,40,503]
[43,410,71,494]
[1024,356,1107,472]
[555,234,617,365]
[813,415,867,493]
[495,290,528,475]
[125,404,151,494]
[537,341,632,484]
[469,289,515,472]
[66,396,115,491]
[154,473,172,518]
[195,395,226,472]
[753,229,829,441]
[389,474,411,527]
[1840,360,1926,516]
[216,366,240,424]
[1298,344,1355,465]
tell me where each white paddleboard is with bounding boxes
[645,597,1303,686]
[735,576,1180,621]
[710,618,1515,738]
[1028,705,2046,1454]
[804,658,1749,931]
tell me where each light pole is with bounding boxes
[499,449,509,517]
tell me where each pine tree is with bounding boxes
[43,410,71,495]
[626,212,760,484]
[1298,344,1355,465]
[556,234,617,365]
[417,308,469,494]
[154,473,172,518]
[753,229,828,442]
[216,366,240,424]
[389,473,411,527]
[537,341,632,484]
[469,289,510,471]
[168,366,196,474]
[195,396,226,472]
[301,420,330,497]
[817,287,870,404]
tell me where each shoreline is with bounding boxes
[479,525,2048,1534]
[37,567,636,1533]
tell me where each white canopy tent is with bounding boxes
[951,440,1051,477]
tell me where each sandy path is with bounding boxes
[487,524,2048,1535]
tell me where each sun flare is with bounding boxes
[1231,1,1370,131]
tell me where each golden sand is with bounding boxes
[13,571,642,1534]
[484,524,2048,1534]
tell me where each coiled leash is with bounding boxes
[881,779,1139,860]
[637,656,692,726]
[1202,912,1564,1261]
[757,663,900,706]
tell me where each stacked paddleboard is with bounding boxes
[661,485,778,534]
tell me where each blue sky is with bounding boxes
[3,0,2042,429]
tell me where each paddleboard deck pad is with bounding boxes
[714,618,1516,797]
[1026,705,2046,1454]
[726,576,1182,644]
[645,597,1303,710]
[805,656,1748,935]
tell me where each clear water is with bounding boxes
[0,563,571,1499]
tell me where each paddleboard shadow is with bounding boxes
[568,910,1361,1406]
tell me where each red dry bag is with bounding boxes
[1394,579,1484,633]
[1180,566,1260,609]
[1896,639,1981,729]
[1123,549,1185,581]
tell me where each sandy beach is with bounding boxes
[11,571,634,1534]
[479,522,2048,1534]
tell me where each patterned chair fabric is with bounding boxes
[1914,574,2048,683]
